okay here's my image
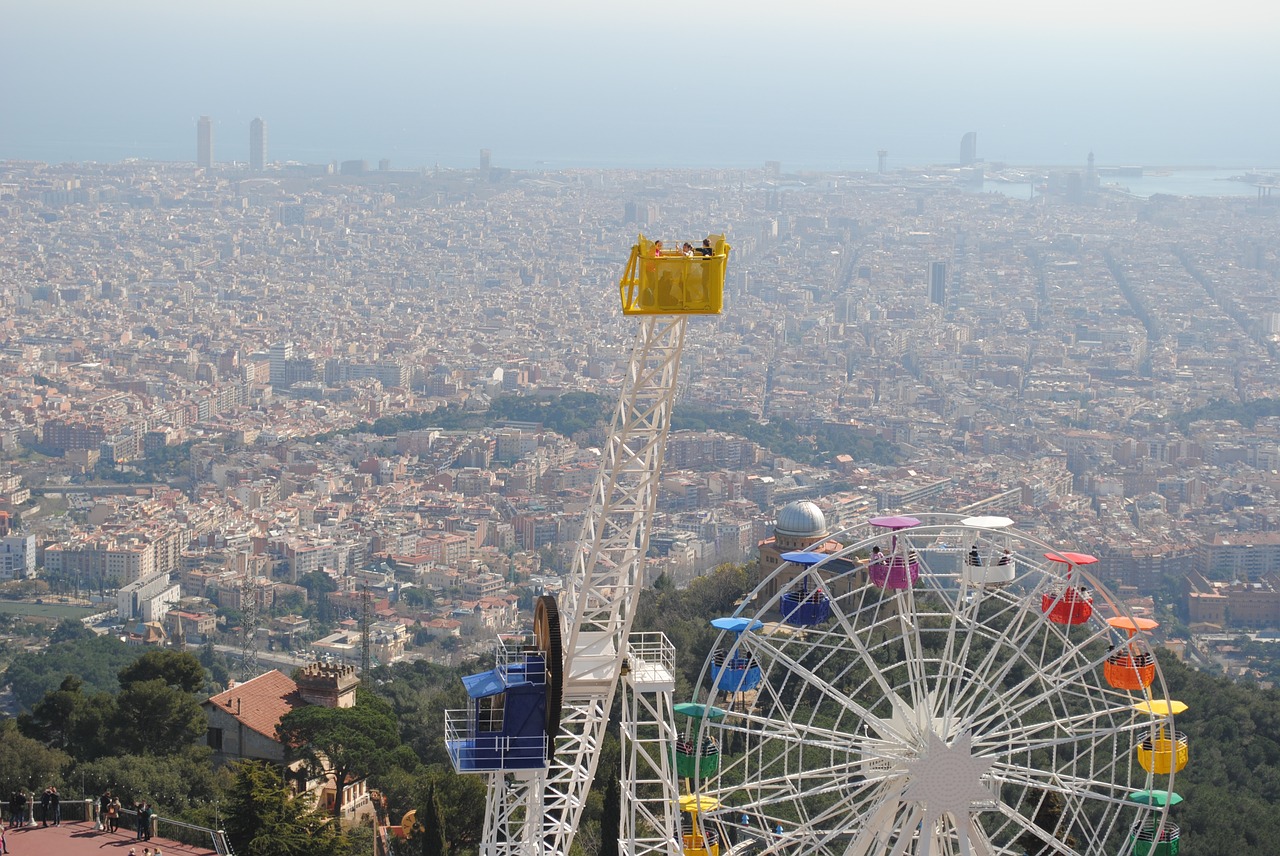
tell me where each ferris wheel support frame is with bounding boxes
[620,632,681,856]
[481,315,688,856]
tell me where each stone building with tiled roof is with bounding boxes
[203,669,309,767]
[201,663,372,820]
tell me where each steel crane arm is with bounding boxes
[547,315,687,854]
[478,315,687,856]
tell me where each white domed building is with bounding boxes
[773,500,830,552]
[754,500,841,610]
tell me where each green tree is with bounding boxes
[0,719,71,794]
[420,768,486,855]
[371,765,421,827]
[276,688,401,819]
[412,780,447,856]
[72,746,219,812]
[599,777,620,856]
[4,632,137,711]
[223,760,343,856]
[113,678,207,756]
[18,675,117,761]
[299,570,338,625]
[200,640,232,691]
[366,661,470,768]
[49,618,93,644]
[119,649,207,694]
[401,587,428,608]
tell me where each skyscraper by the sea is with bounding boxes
[250,118,266,171]
[197,116,213,169]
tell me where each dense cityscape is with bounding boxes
[2,123,1280,853]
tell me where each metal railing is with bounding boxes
[444,707,549,770]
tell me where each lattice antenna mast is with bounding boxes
[239,575,261,680]
[361,588,373,674]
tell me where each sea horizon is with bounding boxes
[3,151,1277,179]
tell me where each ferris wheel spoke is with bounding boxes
[980,705,1146,752]
[824,595,924,735]
[886,804,923,856]
[968,619,1090,722]
[735,632,915,747]
[887,583,927,721]
[989,760,1134,806]
[727,716,899,765]
[793,775,905,840]
[846,790,915,856]
[990,801,1078,856]
[941,599,1055,728]
[964,648,1112,739]
[958,813,995,856]
[929,596,988,737]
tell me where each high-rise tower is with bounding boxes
[960,131,978,166]
[197,116,213,169]
[269,342,293,386]
[250,118,266,171]
[877,150,888,174]
[929,260,947,306]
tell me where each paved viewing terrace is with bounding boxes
[3,819,217,856]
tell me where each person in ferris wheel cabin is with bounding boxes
[968,546,981,566]
[698,238,714,256]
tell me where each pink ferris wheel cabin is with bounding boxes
[868,516,921,590]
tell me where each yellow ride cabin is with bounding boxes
[619,234,730,315]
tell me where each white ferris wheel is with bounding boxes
[679,514,1188,856]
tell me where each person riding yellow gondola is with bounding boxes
[620,234,730,315]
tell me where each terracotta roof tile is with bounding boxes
[203,669,306,740]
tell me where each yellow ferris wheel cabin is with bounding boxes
[619,233,730,316]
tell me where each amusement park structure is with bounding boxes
[446,234,731,855]
[446,236,1189,856]
[682,513,1189,856]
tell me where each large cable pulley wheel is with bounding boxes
[533,594,564,761]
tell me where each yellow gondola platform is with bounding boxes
[679,794,722,856]
[619,234,730,315]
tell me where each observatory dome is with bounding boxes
[775,500,828,540]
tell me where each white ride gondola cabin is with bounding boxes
[959,515,1018,586]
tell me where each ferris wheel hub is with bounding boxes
[902,731,998,826]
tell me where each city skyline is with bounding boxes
[3,0,1278,169]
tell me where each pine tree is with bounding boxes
[416,781,447,856]
[599,777,621,856]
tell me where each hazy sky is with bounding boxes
[3,0,1278,169]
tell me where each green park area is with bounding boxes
[0,598,98,621]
